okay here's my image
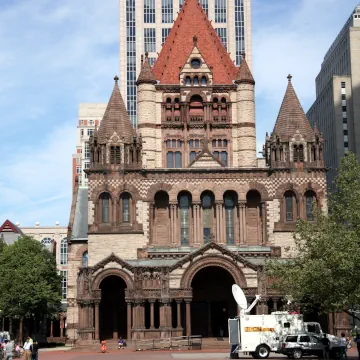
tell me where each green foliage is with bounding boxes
[266,153,360,313]
[0,236,6,253]
[0,235,62,318]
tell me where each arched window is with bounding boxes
[201,76,207,86]
[224,192,237,245]
[193,76,199,86]
[185,76,191,86]
[179,192,191,245]
[82,251,88,267]
[293,144,304,162]
[189,95,204,118]
[201,192,215,243]
[120,192,131,223]
[305,191,316,221]
[284,191,297,221]
[41,237,53,252]
[221,151,228,166]
[110,146,121,164]
[60,238,68,265]
[100,193,110,223]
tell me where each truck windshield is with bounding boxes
[307,324,321,334]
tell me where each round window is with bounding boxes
[191,58,201,69]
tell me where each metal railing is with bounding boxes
[134,335,202,351]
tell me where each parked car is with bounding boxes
[279,334,341,359]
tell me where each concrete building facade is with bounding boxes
[66,0,329,344]
[307,4,360,191]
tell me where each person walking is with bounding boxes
[4,339,14,360]
[354,334,360,359]
[31,341,39,360]
[340,333,348,360]
[23,337,32,360]
[321,333,330,360]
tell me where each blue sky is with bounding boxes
[0,0,358,226]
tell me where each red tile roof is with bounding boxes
[273,75,313,141]
[152,0,237,85]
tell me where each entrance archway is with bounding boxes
[99,276,127,340]
[191,266,236,337]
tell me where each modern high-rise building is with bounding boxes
[307,4,360,191]
[119,0,253,126]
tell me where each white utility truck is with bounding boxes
[228,285,325,359]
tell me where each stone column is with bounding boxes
[50,321,54,338]
[132,303,137,328]
[149,300,155,329]
[272,298,278,312]
[216,202,222,243]
[193,203,200,246]
[9,319,12,335]
[95,302,100,340]
[138,302,145,329]
[126,301,132,340]
[170,203,177,245]
[185,300,191,336]
[261,201,267,245]
[176,300,182,329]
[238,202,244,245]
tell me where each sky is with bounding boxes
[0,0,358,226]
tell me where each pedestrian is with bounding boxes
[23,337,32,360]
[340,333,348,360]
[31,341,39,360]
[321,333,330,360]
[4,339,14,360]
[118,337,124,350]
[354,334,360,359]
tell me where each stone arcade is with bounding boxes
[66,0,329,344]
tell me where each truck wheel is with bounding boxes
[292,349,302,359]
[250,352,258,359]
[255,345,270,359]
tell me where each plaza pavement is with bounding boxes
[38,348,360,360]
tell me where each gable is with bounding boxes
[189,151,223,168]
[152,0,237,85]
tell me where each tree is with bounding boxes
[0,235,6,253]
[0,235,62,321]
[265,153,360,313]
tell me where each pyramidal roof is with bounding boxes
[152,0,237,85]
[97,76,135,144]
[273,75,313,141]
[235,54,255,85]
[137,53,157,85]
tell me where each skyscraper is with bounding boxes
[307,4,360,191]
[119,0,253,126]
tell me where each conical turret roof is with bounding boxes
[97,76,135,144]
[235,54,255,85]
[273,75,313,141]
[137,53,157,85]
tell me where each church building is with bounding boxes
[66,0,327,343]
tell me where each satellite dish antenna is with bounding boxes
[232,284,261,315]
[232,284,247,309]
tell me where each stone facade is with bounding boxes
[66,0,329,344]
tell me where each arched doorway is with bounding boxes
[191,266,236,337]
[99,276,127,340]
